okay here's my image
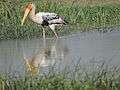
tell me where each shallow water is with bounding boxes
[0,29,120,75]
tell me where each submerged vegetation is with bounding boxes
[1,0,120,39]
[0,62,120,90]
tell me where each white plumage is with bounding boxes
[21,2,68,39]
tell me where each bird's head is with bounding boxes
[21,2,34,26]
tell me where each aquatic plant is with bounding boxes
[1,0,120,39]
[0,62,120,90]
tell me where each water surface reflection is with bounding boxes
[0,31,120,75]
[24,39,69,75]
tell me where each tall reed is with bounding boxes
[1,0,120,39]
[0,62,120,90]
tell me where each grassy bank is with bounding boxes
[1,0,120,39]
[0,63,120,90]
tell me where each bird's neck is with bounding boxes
[29,6,36,22]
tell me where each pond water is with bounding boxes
[0,28,120,76]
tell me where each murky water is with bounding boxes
[0,29,120,75]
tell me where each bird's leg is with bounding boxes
[41,27,46,52]
[49,25,58,39]
[42,27,46,39]
[52,30,58,39]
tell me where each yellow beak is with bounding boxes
[21,8,30,26]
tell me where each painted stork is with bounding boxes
[21,2,68,39]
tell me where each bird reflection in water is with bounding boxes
[24,39,69,76]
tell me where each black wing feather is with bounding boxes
[42,14,59,21]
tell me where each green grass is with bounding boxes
[1,0,120,39]
[0,63,120,90]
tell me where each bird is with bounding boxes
[21,2,68,39]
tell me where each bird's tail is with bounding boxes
[59,16,68,25]
[63,19,69,25]
[48,17,69,25]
